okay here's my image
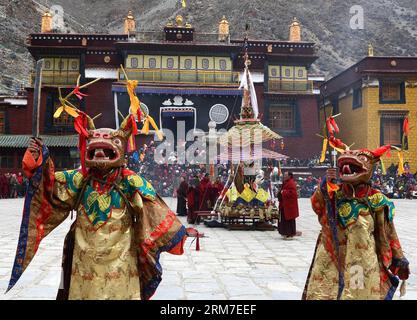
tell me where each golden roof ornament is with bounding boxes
[41,10,53,33]
[124,10,136,34]
[43,10,52,18]
[289,17,301,42]
[185,22,192,28]
[127,10,134,19]
[218,16,230,42]
[368,43,374,57]
[175,15,184,27]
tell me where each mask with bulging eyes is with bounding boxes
[337,146,390,185]
[85,128,129,170]
[84,116,133,171]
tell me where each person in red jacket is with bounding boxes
[278,171,300,240]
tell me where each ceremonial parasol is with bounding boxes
[218,31,281,148]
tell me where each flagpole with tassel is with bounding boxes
[119,65,164,143]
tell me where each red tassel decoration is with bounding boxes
[403,117,410,137]
[326,116,340,135]
[127,114,138,153]
[196,233,200,251]
[73,86,89,100]
[74,112,89,175]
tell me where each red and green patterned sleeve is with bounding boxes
[7,147,83,292]
[126,173,187,300]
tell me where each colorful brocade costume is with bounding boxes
[303,178,409,300]
[226,183,270,207]
[7,147,186,300]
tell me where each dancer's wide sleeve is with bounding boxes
[127,174,187,300]
[7,147,82,291]
[372,195,410,281]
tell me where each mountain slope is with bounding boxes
[1,0,417,93]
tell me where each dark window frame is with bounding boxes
[352,87,362,109]
[148,58,157,69]
[379,80,406,104]
[268,102,301,137]
[331,98,339,115]
[184,58,192,70]
[0,153,15,169]
[166,57,174,69]
[219,59,227,71]
[380,116,407,149]
[201,58,210,70]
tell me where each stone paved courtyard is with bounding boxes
[0,198,415,300]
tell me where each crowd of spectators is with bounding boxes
[0,172,28,199]
[1,144,416,200]
[372,164,417,199]
[127,143,417,200]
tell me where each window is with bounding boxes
[269,105,295,131]
[149,58,157,69]
[202,58,209,70]
[297,69,304,78]
[271,68,277,77]
[219,59,227,71]
[0,111,5,133]
[39,57,80,85]
[0,154,14,169]
[184,59,192,70]
[379,81,405,104]
[331,99,339,115]
[131,58,138,68]
[166,58,174,69]
[381,117,403,146]
[70,61,78,70]
[44,60,52,70]
[284,68,291,77]
[352,88,362,109]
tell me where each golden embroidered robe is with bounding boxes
[7,147,186,300]
[303,179,409,300]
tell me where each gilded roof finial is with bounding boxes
[41,9,53,33]
[218,16,230,42]
[289,17,301,42]
[240,25,256,120]
[124,10,136,34]
[175,15,184,27]
[368,43,374,57]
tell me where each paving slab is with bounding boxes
[0,197,415,300]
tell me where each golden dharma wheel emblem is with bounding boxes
[176,33,183,39]
[104,56,111,63]
[390,60,397,67]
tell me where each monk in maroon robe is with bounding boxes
[210,176,224,206]
[278,172,300,239]
[187,176,200,224]
[176,176,188,216]
[198,173,212,211]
